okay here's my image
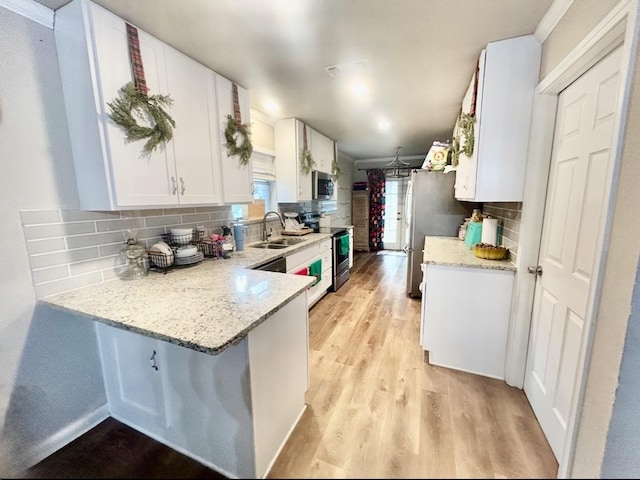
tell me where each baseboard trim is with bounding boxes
[17,405,110,472]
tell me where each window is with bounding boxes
[232,150,276,221]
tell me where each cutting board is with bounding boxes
[281,228,313,236]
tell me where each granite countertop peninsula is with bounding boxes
[422,236,517,272]
[40,233,332,356]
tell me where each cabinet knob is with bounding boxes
[171,177,177,195]
[180,177,186,195]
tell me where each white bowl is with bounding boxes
[170,228,193,245]
[149,241,172,256]
[175,245,198,258]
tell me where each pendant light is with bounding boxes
[384,146,411,178]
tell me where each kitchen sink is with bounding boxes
[249,243,290,250]
[267,237,307,246]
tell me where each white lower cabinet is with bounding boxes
[420,263,514,380]
[96,292,308,479]
[286,238,332,307]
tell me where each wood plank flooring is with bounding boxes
[19,251,558,479]
[268,251,558,478]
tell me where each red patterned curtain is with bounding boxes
[367,169,386,251]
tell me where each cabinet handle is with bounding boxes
[180,177,186,195]
[171,177,177,195]
[150,350,159,371]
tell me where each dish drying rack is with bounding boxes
[147,228,226,272]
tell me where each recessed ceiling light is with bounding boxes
[262,99,280,115]
[377,118,391,132]
[350,81,369,102]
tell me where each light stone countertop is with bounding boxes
[40,233,332,356]
[422,236,517,271]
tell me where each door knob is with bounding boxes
[527,265,543,276]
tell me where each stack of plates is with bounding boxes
[174,251,204,266]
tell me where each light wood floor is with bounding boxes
[268,251,559,479]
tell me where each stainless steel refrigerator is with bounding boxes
[404,170,472,297]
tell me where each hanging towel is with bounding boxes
[308,259,322,286]
[339,234,350,256]
[294,267,309,276]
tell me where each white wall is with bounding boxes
[0,6,108,475]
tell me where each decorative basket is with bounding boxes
[473,243,509,260]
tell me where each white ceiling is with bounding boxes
[37,0,554,160]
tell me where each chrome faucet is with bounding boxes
[262,211,285,242]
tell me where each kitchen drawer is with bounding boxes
[287,240,329,273]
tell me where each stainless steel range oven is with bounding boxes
[296,213,350,292]
[326,228,350,291]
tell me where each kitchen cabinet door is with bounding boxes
[96,323,168,432]
[56,0,178,210]
[286,239,332,307]
[164,46,223,205]
[275,118,313,202]
[310,128,334,175]
[454,35,541,202]
[215,74,254,204]
[421,263,514,380]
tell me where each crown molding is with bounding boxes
[0,0,54,28]
[250,108,278,126]
[535,0,575,43]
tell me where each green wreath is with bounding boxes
[459,112,475,157]
[451,134,461,166]
[331,158,342,178]
[224,115,253,166]
[107,82,175,157]
[300,148,315,174]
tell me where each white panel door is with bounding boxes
[524,46,623,460]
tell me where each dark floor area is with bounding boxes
[18,417,227,479]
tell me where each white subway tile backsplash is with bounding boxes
[60,210,121,222]
[29,247,99,269]
[95,218,124,232]
[24,221,96,240]
[66,231,124,249]
[21,206,234,298]
[26,237,67,255]
[31,265,70,284]
[484,202,522,263]
[145,215,182,227]
[70,256,119,276]
[20,209,61,225]
[181,213,211,224]
[99,243,126,257]
[35,272,104,298]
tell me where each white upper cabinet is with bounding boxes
[164,46,223,206]
[454,35,541,202]
[310,128,335,175]
[275,118,313,202]
[215,74,254,204]
[54,0,247,210]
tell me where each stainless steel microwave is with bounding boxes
[312,171,334,200]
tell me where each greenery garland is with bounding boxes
[107,82,175,157]
[459,112,475,157]
[300,147,315,174]
[224,115,253,166]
